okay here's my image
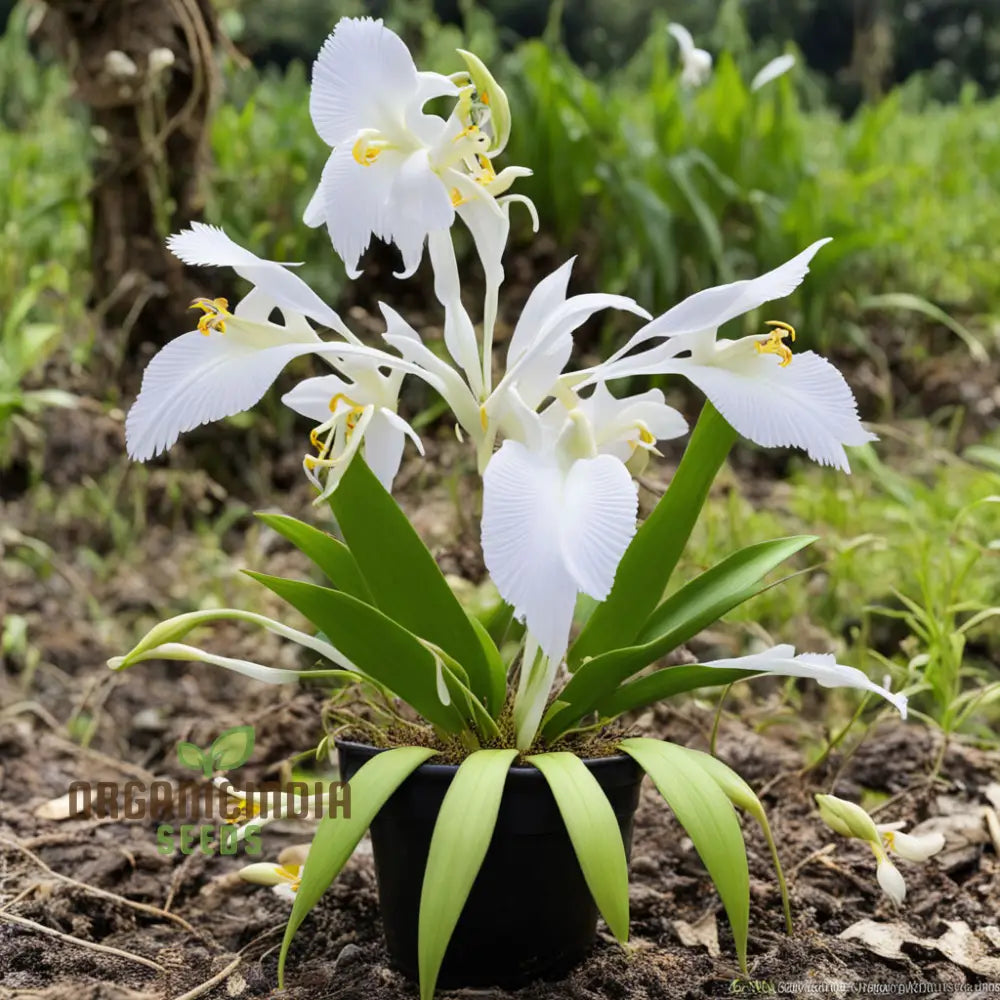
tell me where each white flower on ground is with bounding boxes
[668,23,712,88]
[703,644,908,717]
[750,54,796,92]
[303,17,530,282]
[574,239,877,471]
[282,367,423,495]
[239,844,310,900]
[815,794,945,905]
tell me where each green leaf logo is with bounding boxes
[176,725,255,778]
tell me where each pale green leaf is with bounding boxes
[526,752,630,942]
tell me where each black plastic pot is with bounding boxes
[336,739,643,989]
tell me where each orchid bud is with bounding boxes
[456,49,511,154]
[815,793,880,844]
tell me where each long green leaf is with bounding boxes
[620,738,749,974]
[278,746,436,988]
[418,749,517,1000]
[569,403,737,670]
[255,512,372,602]
[545,535,815,738]
[676,746,792,935]
[329,458,495,709]
[526,752,630,942]
[246,572,469,733]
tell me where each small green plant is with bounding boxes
[176,724,256,778]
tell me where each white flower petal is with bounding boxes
[133,643,301,684]
[883,829,946,862]
[876,858,907,904]
[507,258,575,366]
[751,54,796,92]
[387,150,455,278]
[702,645,907,717]
[239,863,286,887]
[316,144,398,278]
[167,223,350,336]
[482,442,581,661]
[126,331,320,461]
[309,17,419,146]
[607,240,832,362]
[665,348,877,471]
[667,23,696,58]
[560,454,638,599]
[363,408,407,491]
[282,374,352,423]
[426,229,482,394]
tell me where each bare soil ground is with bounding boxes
[2,340,1000,999]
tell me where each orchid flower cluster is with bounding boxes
[122,16,899,751]
[114,18,913,990]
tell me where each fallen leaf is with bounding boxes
[840,919,1000,978]
[673,911,720,957]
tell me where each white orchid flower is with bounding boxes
[240,845,309,900]
[668,23,712,88]
[127,224,436,476]
[702,643,908,716]
[815,795,945,905]
[750,53,796,92]
[303,17,530,285]
[282,365,423,496]
[573,240,876,471]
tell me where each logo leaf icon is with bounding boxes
[177,741,210,775]
[210,725,255,772]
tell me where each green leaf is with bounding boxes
[418,749,517,1000]
[466,613,508,716]
[278,746,436,989]
[329,458,494,709]
[545,535,815,738]
[596,665,755,719]
[254,513,372,603]
[676,747,792,935]
[526,752,630,942]
[246,572,471,734]
[620,738,749,974]
[569,403,737,670]
[210,724,255,771]
[176,741,207,773]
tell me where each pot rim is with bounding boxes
[334,737,637,779]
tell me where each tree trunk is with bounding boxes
[43,0,219,358]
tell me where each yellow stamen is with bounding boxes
[638,426,656,445]
[304,456,318,471]
[755,319,797,367]
[479,405,489,432]
[190,297,229,336]
[450,187,467,207]
[480,90,490,105]
[476,154,496,184]
[455,124,480,141]
[352,137,382,167]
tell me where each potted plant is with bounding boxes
[111,18,907,997]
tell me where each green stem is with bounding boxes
[709,684,732,755]
[757,809,794,935]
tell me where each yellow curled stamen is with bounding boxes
[328,392,361,413]
[755,319,797,367]
[352,136,382,167]
[190,297,229,336]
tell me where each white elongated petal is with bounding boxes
[607,240,832,362]
[388,150,455,278]
[880,828,946,862]
[876,859,907,904]
[482,442,579,661]
[378,304,482,438]
[363,408,409,491]
[309,18,420,146]
[109,642,302,684]
[667,22,696,58]
[507,258,575,366]
[703,645,907,717]
[426,229,482,394]
[239,863,288,887]
[281,373,353,423]
[481,443,636,661]
[126,331,321,461]
[664,349,877,471]
[751,54,796,92]
[167,223,351,336]
[560,454,638,599]
[314,144,398,278]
